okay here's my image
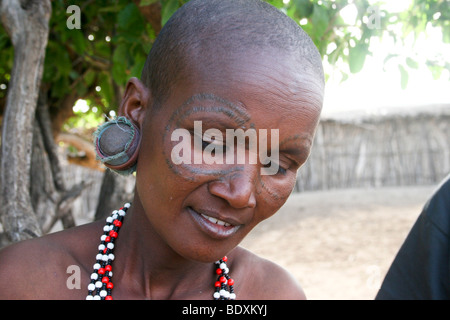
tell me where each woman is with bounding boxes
[0,0,324,300]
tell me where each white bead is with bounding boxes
[93,295,101,300]
[220,289,228,296]
[100,235,107,241]
[109,225,114,231]
[118,209,126,216]
[219,263,226,270]
[108,253,115,261]
[103,226,109,232]
[102,254,108,261]
[88,283,96,291]
[112,213,118,220]
[224,267,229,274]
[86,295,94,300]
[90,273,98,280]
[230,293,236,300]
[106,216,113,223]
[100,290,107,297]
[124,203,131,208]
[95,281,102,288]
[93,263,101,270]
[213,292,220,299]
[96,254,103,261]
[108,271,113,277]
[98,244,105,251]
[107,243,114,249]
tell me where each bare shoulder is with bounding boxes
[0,221,101,299]
[232,247,306,300]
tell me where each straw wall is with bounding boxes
[295,110,450,191]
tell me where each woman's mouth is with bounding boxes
[200,213,232,227]
[187,207,241,239]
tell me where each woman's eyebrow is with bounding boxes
[173,93,251,127]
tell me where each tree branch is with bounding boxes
[0,0,52,244]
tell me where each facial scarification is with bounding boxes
[162,92,308,201]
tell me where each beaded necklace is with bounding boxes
[86,203,236,300]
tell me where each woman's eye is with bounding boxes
[201,139,227,154]
[263,161,287,175]
[201,140,211,150]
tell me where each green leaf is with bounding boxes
[130,54,147,78]
[443,27,450,43]
[406,57,419,69]
[348,43,368,74]
[293,0,313,18]
[161,0,180,26]
[67,29,86,55]
[383,53,399,66]
[311,4,329,39]
[112,44,130,86]
[427,64,443,80]
[83,69,96,87]
[140,0,159,6]
[118,3,145,33]
[98,72,114,107]
[398,64,409,89]
[266,0,285,9]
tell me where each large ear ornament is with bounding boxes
[93,116,141,176]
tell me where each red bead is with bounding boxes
[105,236,111,242]
[228,278,234,286]
[109,231,118,238]
[107,282,114,289]
[215,281,221,287]
[102,276,109,283]
[215,268,222,275]
[114,220,122,227]
[222,256,228,262]
[98,268,105,275]
[103,248,108,254]
[105,265,112,272]
[105,295,113,300]
[220,276,227,283]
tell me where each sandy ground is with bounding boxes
[240,185,437,300]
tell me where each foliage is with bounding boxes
[0,0,448,133]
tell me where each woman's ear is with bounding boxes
[118,77,151,129]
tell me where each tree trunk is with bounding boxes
[0,0,52,244]
[31,90,87,234]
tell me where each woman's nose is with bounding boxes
[207,165,257,209]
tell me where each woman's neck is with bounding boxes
[110,194,215,299]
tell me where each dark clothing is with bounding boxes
[376,174,450,299]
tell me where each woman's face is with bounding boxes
[135,51,324,262]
